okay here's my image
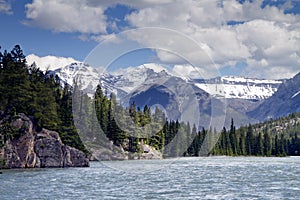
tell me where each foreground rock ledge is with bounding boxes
[0,113,89,168]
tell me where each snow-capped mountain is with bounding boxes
[100,64,282,101]
[194,76,282,100]
[29,54,299,127]
[107,64,172,93]
[31,55,282,101]
[45,62,173,98]
[48,62,101,96]
[26,54,282,101]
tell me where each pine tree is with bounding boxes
[229,119,237,155]
[263,127,272,156]
[239,130,246,155]
[246,124,254,155]
[0,45,31,115]
[257,132,264,156]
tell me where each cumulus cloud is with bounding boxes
[172,64,214,79]
[86,0,175,9]
[0,0,12,14]
[26,54,79,71]
[23,0,173,34]
[23,0,300,79]
[25,0,107,34]
[124,0,300,79]
[124,28,215,67]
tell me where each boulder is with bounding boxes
[0,113,89,168]
[140,144,162,160]
[89,139,163,161]
[63,146,89,167]
[90,144,129,161]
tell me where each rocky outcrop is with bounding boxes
[140,143,162,160]
[89,142,129,161]
[0,113,89,168]
[90,140,163,161]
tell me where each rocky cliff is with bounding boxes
[0,113,89,168]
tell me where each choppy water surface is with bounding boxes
[1,157,300,200]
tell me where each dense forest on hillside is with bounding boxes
[210,113,300,156]
[73,79,300,157]
[1,45,299,157]
[0,45,86,153]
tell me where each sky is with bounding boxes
[0,0,300,79]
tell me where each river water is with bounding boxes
[1,157,300,200]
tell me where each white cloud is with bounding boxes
[86,0,175,9]
[172,64,214,79]
[0,0,12,14]
[90,33,122,44]
[25,0,107,34]
[23,0,173,34]
[124,0,300,79]
[26,54,79,71]
[123,28,215,68]
[23,0,300,79]
[221,0,298,24]
[236,19,300,79]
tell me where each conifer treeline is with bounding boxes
[93,84,184,156]
[210,116,300,156]
[93,83,300,157]
[0,45,86,153]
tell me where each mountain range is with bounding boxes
[26,54,299,128]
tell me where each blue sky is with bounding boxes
[0,0,300,79]
[0,0,96,59]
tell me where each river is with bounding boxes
[1,157,300,199]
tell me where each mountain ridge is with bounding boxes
[26,54,283,101]
[26,55,299,125]
[40,60,283,101]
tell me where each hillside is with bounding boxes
[249,72,300,120]
[210,112,300,157]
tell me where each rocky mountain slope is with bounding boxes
[48,62,101,96]
[103,66,282,101]
[0,113,89,168]
[249,72,300,121]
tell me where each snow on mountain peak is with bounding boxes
[106,63,172,94]
[194,76,283,100]
[110,63,171,76]
[220,76,282,85]
[49,62,100,97]
[140,63,170,73]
